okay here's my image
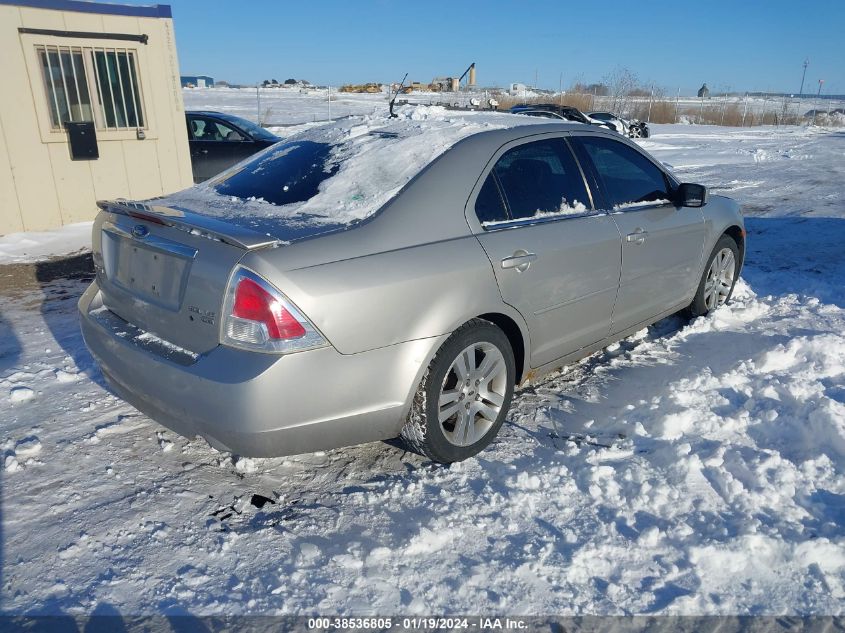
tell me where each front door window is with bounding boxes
[479,138,592,224]
[577,136,672,210]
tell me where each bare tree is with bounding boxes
[603,66,639,115]
[568,72,586,92]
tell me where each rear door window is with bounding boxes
[474,174,508,223]
[487,138,591,222]
[575,136,672,209]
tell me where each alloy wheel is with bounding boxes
[437,342,507,447]
[704,247,736,310]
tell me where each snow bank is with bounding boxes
[0,221,92,264]
[810,111,845,127]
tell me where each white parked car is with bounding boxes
[588,111,651,138]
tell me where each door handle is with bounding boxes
[501,251,538,273]
[626,228,648,245]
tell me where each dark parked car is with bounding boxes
[510,104,617,131]
[186,111,280,182]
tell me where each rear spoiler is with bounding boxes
[97,199,281,250]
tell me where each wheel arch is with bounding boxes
[723,224,746,267]
[398,306,530,424]
[476,311,528,385]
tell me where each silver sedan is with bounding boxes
[79,116,744,463]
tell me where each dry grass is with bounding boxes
[497,94,753,127]
[686,104,745,126]
[479,92,838,128]
[672,102,812,127]
[628,100,677,124]
[495,93,595,113]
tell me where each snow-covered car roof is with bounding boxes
[159,106,563,232]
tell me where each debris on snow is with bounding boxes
[14,436,41,456]
[250,494,275,509]
[9,386,34,403]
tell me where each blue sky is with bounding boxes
[162,0,844,95]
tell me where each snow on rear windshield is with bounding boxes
[162,106,552,230]
[213,140,339,207]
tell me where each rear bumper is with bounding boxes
[78,282,444,457]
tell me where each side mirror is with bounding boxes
[677,183,707,208]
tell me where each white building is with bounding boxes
[509,83,529,97]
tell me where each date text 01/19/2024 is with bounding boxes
[306,617,529,630]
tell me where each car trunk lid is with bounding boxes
[92,200,282,355]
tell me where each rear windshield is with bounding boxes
[212,140,339,206]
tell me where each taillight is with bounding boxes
[221,267,327,354]
[232,278,306,339]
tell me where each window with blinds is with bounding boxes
[36,44,145,131]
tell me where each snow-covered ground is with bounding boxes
[182,86,845,128]
[182,85,452,128]
[1,116,844,616]
[0,222,92,265]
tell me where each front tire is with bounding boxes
[687,235,740,318]
[401,319,515,463]
[628,125,643,138]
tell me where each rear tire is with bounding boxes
[401,319,515,463]
[687,235,740,318]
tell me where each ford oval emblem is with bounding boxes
[132,224,149,239]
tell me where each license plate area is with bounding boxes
[101,225,197,312]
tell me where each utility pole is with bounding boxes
[813,79,824,125]
[647,83,654,123]
[675,86,680,123]
[256,83,261,123]
[799,58,809,97]
[327,85,331,121]
[742,93,749,126]
[559,72,563,106]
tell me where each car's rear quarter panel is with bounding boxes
[241,234,510,356]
